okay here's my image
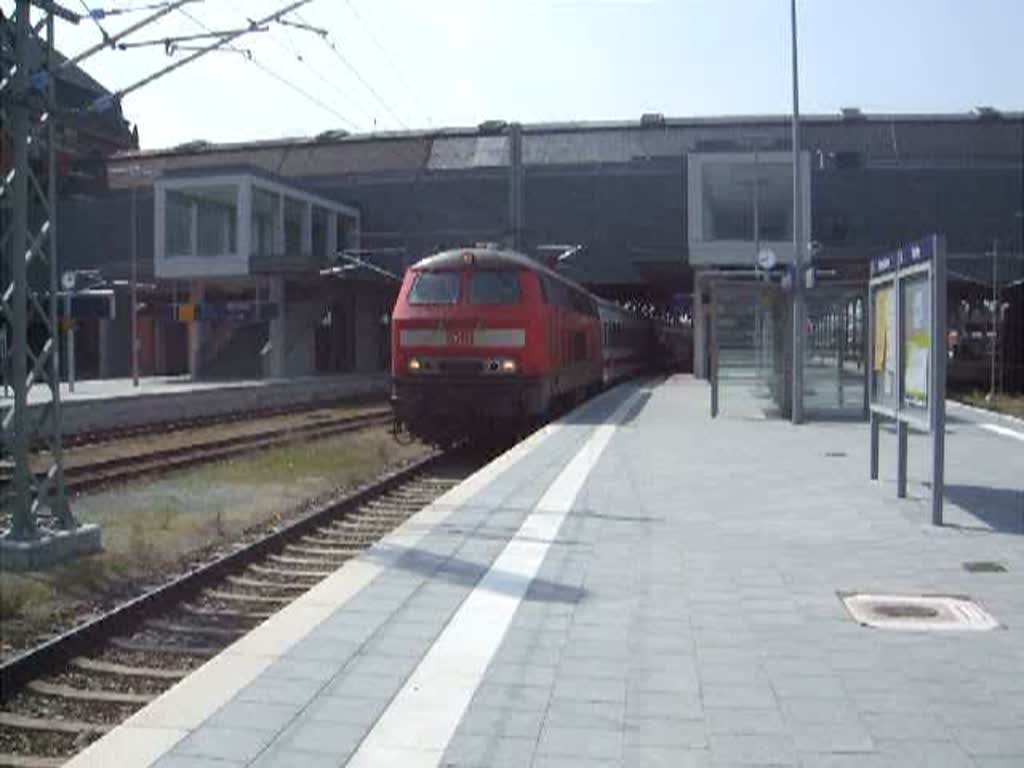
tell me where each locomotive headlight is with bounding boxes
[408,358,422,372]
[500,358,517,373]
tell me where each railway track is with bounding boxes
[37,396,386,451]
[0,450,479,767]
[1,408,393,497]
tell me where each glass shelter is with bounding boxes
[154,172,360,279]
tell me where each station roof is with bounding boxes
[113,110,1024,164]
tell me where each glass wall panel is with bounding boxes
[284,196,305,255]
[195,187,238,256]
[165,190,192,257]
[312,205,328,262]
[701,162,793,242]
[337,213,353,251]
[251,187,279,257]
[164,185,238,258]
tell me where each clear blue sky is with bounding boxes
[9,0,1023,149]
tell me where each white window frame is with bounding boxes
[687,151,811,268]
[155,173,360,279]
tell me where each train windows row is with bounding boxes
[541,275,598,317]
[408,270,522,305]
[603,319,647,349]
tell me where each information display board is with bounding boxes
[902,276,931,410]
[872,284,897,409]
[867,235,947,525]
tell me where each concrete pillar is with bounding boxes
[98,319,111,379]
[268,276,286,378]
[188,281,205,380]
[154,320,167,375]
[353,288,379,373]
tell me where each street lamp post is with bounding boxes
[987,239,998,401]
[130,180,139,386]
[790,0,805,424]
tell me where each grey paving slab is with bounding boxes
[708,733,802,766]
[874,740,978,768]
[301,692,390,727]
[268,719,365,758]
[439,734,536,768]
[249,747,348,768]
[536,725,624,761]
[204,700,304,733]
[622,717,708,748]
[173,726,276,763]
[136,378,1024,768]
[154,757,246,768]
[705,707,788,736]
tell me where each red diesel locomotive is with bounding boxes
[390,246,656,446]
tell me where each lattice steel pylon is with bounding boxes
[1,0,76,541]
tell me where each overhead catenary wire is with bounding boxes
[86,0,314,109]
[262,22,373,127]
[78,0,113,41]
[175,4,360,131]
[333,1,431,127]
[54,0,200,75]
[249,55,359,130]
[221,0,376,128]
[299,9,408,131]
[81,0,189,18]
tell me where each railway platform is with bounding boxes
[67,376,1023,768]
[0,373,388,437]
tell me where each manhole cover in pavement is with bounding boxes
[964,561,1008,573]
[873,603,939,619]
[824,451,847,458]
[840,593,999,631]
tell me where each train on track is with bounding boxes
[390,245,688,446]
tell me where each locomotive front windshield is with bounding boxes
[408,270,460,304]
[469,270,521,304]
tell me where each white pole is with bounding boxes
[131,183,140,386]
[65,291,75,393]
[988,239,998,401]
[790,0,805,424]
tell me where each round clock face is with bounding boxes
[756,248,777,271]
[61,271,76,291]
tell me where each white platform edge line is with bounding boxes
[345,388,642,768]
[947,398,1024,430]
[979,422,1024,442]
[63,385,628,768]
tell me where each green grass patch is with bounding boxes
[1,427,429,656]
[958,391,1024,419]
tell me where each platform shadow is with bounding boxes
[574,509,664,524]
[619,392,652,426]
[944,484,1024,535]
[559,380,660,426]
[366,543,587,604]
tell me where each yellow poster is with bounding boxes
[873,287,891,372]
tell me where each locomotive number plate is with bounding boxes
[447,328,472,346]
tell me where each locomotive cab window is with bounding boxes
[408,271,460,304]
[469,270,521,304]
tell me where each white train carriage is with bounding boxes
[597,299,654,385]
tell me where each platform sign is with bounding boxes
[868,234,947,525]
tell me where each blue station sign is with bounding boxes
[870,235,938,277]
